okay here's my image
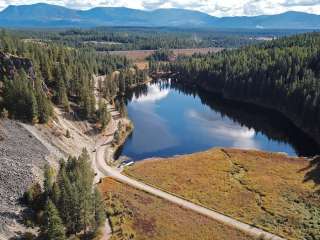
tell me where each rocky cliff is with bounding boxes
[0,51,35,80]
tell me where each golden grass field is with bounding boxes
[98,177,254,240]
[109,48,223,61]
[109,48,223,70]
[124,148,320,240]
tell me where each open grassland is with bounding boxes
[124,148,320,240]
[109,48,223,70]
[109,48,223,61]
[98,177,254,240]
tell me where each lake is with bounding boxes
[118,79,319,161]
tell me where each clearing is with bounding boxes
[109,48,223,70]
[124,148,320,240]
[98,177,254,240]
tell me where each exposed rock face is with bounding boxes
[0,120,49,239]
[0,51,51,95]
[0,51,35,80]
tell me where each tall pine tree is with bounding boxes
[45,200,66,240]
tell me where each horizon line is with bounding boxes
[1,2,319,18]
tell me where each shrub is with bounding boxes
[0,108,9,118]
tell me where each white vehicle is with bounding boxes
[123,161,134,167]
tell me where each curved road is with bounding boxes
[94,136,285,240]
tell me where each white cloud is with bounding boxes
[131,83,169,103]
[1,0,320,16]
[186,109,260,150]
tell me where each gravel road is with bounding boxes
[94,134,286,240]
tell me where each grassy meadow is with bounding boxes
[124,148,320,239]
[98,177,254,240]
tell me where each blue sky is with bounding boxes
[1,0,320,16]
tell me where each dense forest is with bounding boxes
[0,30,147,123]
[10,27,302,51]
[167,33,320,144]
[24,149,105,240]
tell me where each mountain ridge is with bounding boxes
[0,3,320,29]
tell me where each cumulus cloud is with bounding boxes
[186,109,260,150]
[131,83,170,103]
[282,0,320,7]
[1,0,320,16]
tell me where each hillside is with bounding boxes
[0,120,50,240]
[1,3,320,29]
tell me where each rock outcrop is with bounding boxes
[0,51,35,80]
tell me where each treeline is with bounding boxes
[11,27,269,51]
[24,149,105,240]
[169,33,320,144]
[0,30,147,123]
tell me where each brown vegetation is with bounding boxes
[98,177,254,240]
[109,48,223,61]
[124,148,320,239]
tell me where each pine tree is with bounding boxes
[77,148,95,234]
[93,188,105,231]
[56,160,75,234]
[44,164,55,198]
[51,182,61,206]
[29,90,39,124]
[45,200,66,240]
[36,90,53,123]
[66,129,71,138]
[98,102,111,130]
[57,77,70,112]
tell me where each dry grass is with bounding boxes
[124,148,320,240]
[109,48,223,61]
[98,177,254,240]
[134,61,149,70]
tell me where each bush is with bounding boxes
[0,108,9,118]
[24,183,42,208]
[19,232,37,240]
[65,129,71,138]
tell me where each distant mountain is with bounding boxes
[0,3,320,29]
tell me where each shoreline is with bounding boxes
[192,79,320,149]
[123,147,318,240]
[151,73,320,153]
[109,120,133,164]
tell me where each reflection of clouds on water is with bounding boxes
[187,109,259,150]
[127,84,178,154]
[131,84,170,103]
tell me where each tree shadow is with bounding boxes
[300,156,320,192]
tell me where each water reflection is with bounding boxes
[118,79,320,160]
[186,109,259,149]
[131,84,170,103]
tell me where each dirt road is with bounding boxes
[91,74,284,240]
[93,136,285,240]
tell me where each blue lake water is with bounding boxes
[118,80,319,160]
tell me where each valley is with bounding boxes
[0,5,320,240]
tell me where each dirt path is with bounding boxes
[91,75,285,240]
[100,219,112,240]
[92,75,122,240]
[94,137,286,240]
